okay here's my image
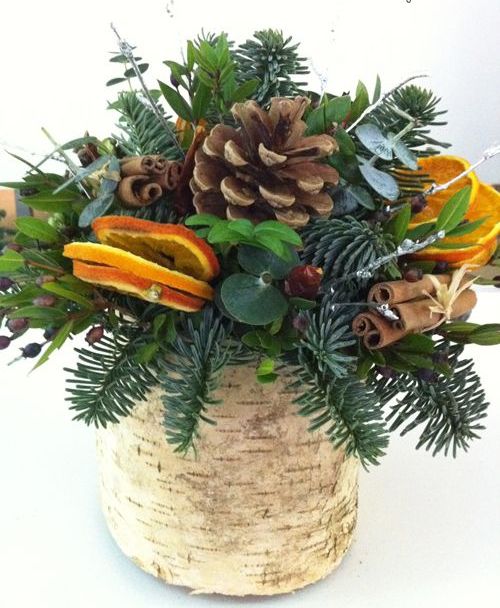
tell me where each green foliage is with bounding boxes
[65,324,161,426]
[438,322,500,346]
[234,29,309,105]
[106,50,149,87]
[185,215,302,259]
[159,308,252,452]
[292,350,389,467]
[301,216,396,286]
[370,345,489,456]
[109,91,181,158]
[372,84,450,155]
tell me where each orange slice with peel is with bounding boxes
[411,182,500,267]
[92,216,219,282]
[409,155,480,227]
[72,260,204,312]
[64,242,214,301]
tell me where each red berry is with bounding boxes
[284,265,323,299]
[85,325,104,345]
[410,194,427,214]
[404,267,423,282]
[33,295,57,307]
[7,318,28,333]
[292,314,309,333]
[0,335,11,350]
[433,261,449,274]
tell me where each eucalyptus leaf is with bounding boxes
[238,245,299,279]
[392,139,418,170]
[359,162,399,200]
[355,123,393,160]
[220,274,288,325]
[78,194,114,228]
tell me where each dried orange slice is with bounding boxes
[409,155,480,227]
[92,216,220,282]
[411,182,500,267]
[64,242,214,301]
[72,260,204,312]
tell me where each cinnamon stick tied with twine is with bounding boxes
[353,269,477,349]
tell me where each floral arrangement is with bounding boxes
[1,29,499,467]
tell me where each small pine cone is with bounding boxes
[190,97,339,227]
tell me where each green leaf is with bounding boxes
[435,186,471,234]
[158,81,193,121]
[406,222,435,240]
[226,219,254,239]
[20,192,78,214]
[356,123,393,160]
[350,81,370,121]
[394,333,435,354]
[372,75,382,103]
[41,282,94,309]
[184,213,221,227]
[306,95,351,134]
[106,77,127,87]
[0,249,25,272]
[238,245,299,279]
[207,222,235,244]
[256,358,275,376]
[345,185,375,210]
[289,297,317,310]
[78,194,114,228]
[32,320,74,370]
[220,274,288,325]
[334,127,357,156]
[135,343,160,364]
[124,63,149,78]
[446,216,488,238]
[254,221,302,246]
[186,41,195,71]
[256,373,279,384]
[432,241,474,250]
[359,162,399,201]
[192,82,212,121]
[232,79,260,102]
[15,217,59,243]
[385,203,411,244]
[9,306,66,321]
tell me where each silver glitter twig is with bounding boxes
[424,144,500,196]
[110,23,185,159]
[345,74,428,134]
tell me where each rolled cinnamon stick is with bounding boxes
[352,310,407,349]
[368,274,452,305]
[153,161,183,191]
[117,175,162,208]
[392,289,477,331]
[120,155,168,177]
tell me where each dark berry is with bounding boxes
[43,326,59,341]
[0,277,14,291]
[7,318,28,333]
[3,242,23,253]
[85,325,104,345]
[433,261,449,274]
[33,295,57,307]
[0,335,11,350]
[410,194,427,214]
[292,314,309,333]
[377,366,396,379]
[404,267,423,283]
[493,275,500,288]
[19,187,39,197]
[284,266,323,299]
[432,350,449,365]
[35,275,56,286]
[21,343,42,358]
[416,368,438,383]
[170,74,180,88]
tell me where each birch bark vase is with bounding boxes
[96,364,359,596]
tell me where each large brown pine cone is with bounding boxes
[190,96,339,227]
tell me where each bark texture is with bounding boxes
[96,364,359,596]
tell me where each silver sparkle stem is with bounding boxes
[345,74,428,134]
[424,144,500,196]
[110,23,185,159]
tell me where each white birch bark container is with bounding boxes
[96,365,359,596]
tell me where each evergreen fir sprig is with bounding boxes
[291,350,389,467]
[235,29,309,105]
[370,345,489,456]
[65,323,160,427]
[160,307,253,453]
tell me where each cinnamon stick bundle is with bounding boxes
[352,310,407,349]
[153,161,183,191]
[120,155,168,177]
[117,175,163,208]
[368,274,451,305]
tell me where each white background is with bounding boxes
[1,0,499,606]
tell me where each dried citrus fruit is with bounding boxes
[64,242,214,300]
[410,155,480,226]
[72,260,204,312]
[411,183,500,267]
[92,216,220,282]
